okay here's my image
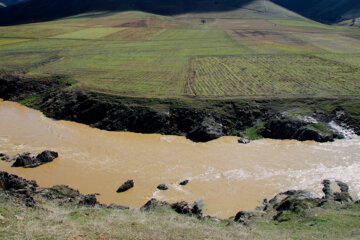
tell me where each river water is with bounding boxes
[0,101,359,218]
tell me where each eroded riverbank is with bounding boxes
[1,73,360,143]
[0,101,359,217]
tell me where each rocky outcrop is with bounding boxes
[322,179,353,203]
[261,119,338,142]
[0,171,38,206]
[78,194,98,206]
[171,200,203,218]
[116,180,134,193]
[0,171,129,209]
[11,150,58,168]
[187,117,223,142]
[140,198,170,212]
[233,180,356,224]
[141,198,203,218]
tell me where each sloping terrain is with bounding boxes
[0,7,359,99]
[273,0,360,24]
[0,0,306,25]
[0,0,28,7]
[1,0,360,25]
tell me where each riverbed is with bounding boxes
[0,101,359,218]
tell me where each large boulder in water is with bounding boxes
[116,180,134,193]
[157,184,169,190]
[11,152,38,168]
[12,150,58,168]
[36,150,58,163]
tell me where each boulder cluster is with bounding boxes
[0,150,59,168]
[233,179,356,225]
[140,198,203,219]
[0,171,128,209]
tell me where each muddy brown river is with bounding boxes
[0,101,359,217]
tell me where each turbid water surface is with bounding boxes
[0,101,359,217]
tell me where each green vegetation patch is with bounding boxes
[269,19,335,30]
[186,55,360,97]
[0,38,31,46]
[0,10,359,100]
[51,27,122,39]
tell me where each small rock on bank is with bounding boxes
[238,137,250,144]
[116,180,134,193]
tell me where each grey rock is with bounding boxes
[322,179,333,199]
[238,137,250,144]
[333,192,353,203]
[336,180,349,193]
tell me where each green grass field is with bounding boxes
[0,8,359,99]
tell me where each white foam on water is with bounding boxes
[329,121,356,139]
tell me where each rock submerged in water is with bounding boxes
[116,180,134,193]
[0,153,10,162]
[11,150,58,168]
[157,184,169,190]
[179,180,189,186]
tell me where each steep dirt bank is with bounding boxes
[0,73,359,142]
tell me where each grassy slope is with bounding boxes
[0,1,359,99]
[1,195,360,240]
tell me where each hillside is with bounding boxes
[0,0,306,25]
[273,0,360,24]
[0,0,28,8]
[0,0,359,142]
[1,0,360,25]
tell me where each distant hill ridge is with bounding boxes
[272,0,360,23]
[0,0,29,7]
[0,0,359,25]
